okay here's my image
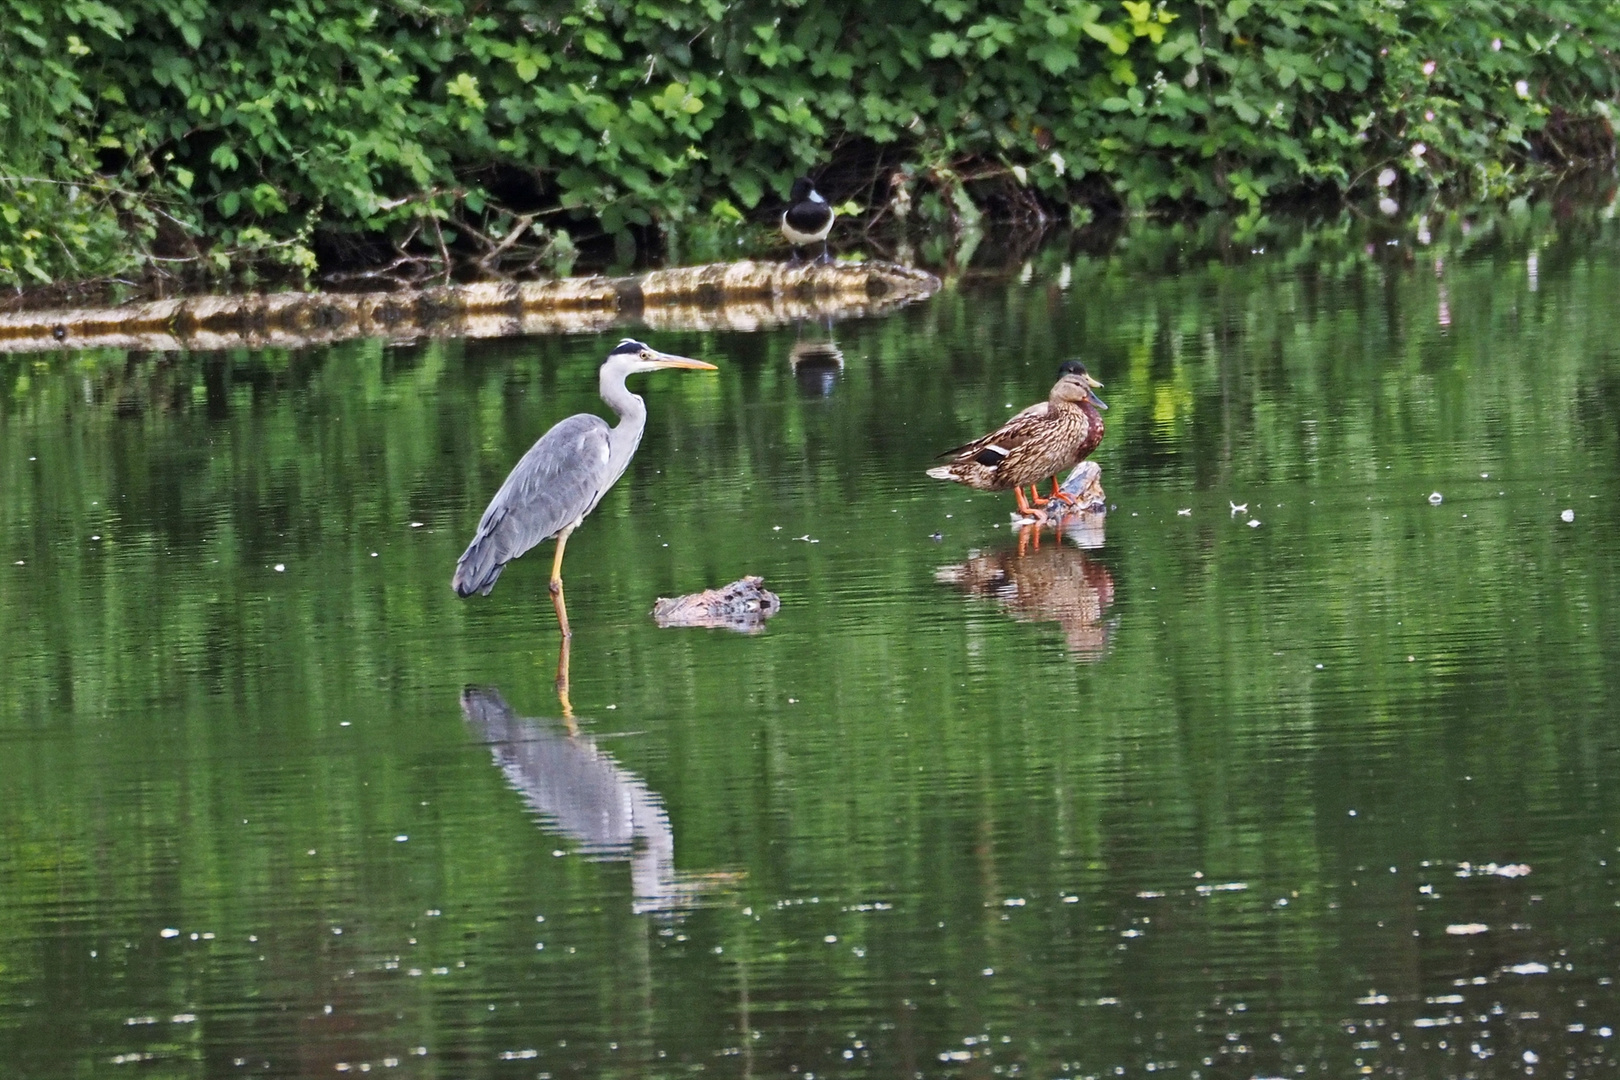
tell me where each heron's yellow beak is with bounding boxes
[1083,372,1104,389]
[650,352,718,371]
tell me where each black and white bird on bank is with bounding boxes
[781,176,835,264]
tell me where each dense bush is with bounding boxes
[2,0,1618,287]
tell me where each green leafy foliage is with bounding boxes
[1,0,1617,286]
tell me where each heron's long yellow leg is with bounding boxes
[549,524,575,640]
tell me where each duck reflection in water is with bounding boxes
[461,686,733,914]
[936,535,1117,660]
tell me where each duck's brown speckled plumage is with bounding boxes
[927,362,1106,505]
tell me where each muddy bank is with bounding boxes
[0,260,939,354]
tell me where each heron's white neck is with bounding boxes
[597,356,652,489]
[599,360,647,428]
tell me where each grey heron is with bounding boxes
[781,176,835,263]
[452,338,718,644]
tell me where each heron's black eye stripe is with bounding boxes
[973,446,1008,466]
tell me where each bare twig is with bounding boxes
[430,216,452,284]
[477,214,537,271]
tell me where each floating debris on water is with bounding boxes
[1456,861,1531,878]
[1177,508,1191,516]
[1428,492,1444,505]
[652,576,781,633]
[1446,923,1489,935]
[1247,519,1262,528]
[1506,962,1549,975]
[1561,509,1575,522]
[1229,501,1247,515]
[1195,881,1248,895]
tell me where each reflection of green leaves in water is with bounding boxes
[3,208,1620,1075]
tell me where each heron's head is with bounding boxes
[606,338,719,375]
[1055,360,1107,409]
[788,177,824,204]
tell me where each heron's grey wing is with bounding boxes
[453,414,612,596]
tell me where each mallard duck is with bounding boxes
[781,176,835,263]
[927,360,1107,516]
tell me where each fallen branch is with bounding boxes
[0,259,941,353]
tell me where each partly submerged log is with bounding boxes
[651,576,781,633]
[0,260,940,354]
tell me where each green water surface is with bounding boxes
[3,211,1620,1078]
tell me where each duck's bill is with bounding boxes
[651,352,719,370]
[1087,386,1109,410]
[1083,372,1104,389]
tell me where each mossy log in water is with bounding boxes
[0,261,939,354]
[652,576,783,634]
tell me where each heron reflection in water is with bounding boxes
[462,687,734,914]
[936,538,1117,659]
[453,338,717,707]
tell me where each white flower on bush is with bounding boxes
[1410,142,1427,158]
[1422,60,1436,77]
[1049,151,1066,177]
[1379,197,1400,216]
[1515,79,1530,99]
[1377,168,1397,189]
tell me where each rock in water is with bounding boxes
[1010,461,1108,548]
[651,576,781,633]
[1056,460,1106,510]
